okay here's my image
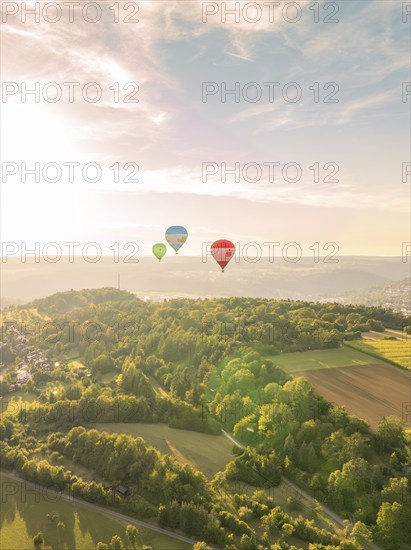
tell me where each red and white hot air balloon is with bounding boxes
[211,240,236,272]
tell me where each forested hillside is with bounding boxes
[1,289,410,549]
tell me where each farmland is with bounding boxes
[300,363,410,428]
[95,422,234,478]
[262,346,410,428]
[346,339,411,370]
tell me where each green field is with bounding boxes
[264,346,388,374]
[96,370,117,385]
[346,340,411,370]
[49,454,106,484]
[95,423,234,478]
[0,475,190,550]
[0,390,38,415]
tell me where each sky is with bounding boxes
[1,0,410,257]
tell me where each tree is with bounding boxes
[96,544,109,550]
[281,522,294,540]
[349,521,373,549]
[93,352,114,374]
[109,536,124,550]
[376,416,405,452]
[193,543,213,550]
[125,525,139,549]
[283,433,297,459]
[33,532,44,549]
[328,458,370,510]
[376,501,411,549]
[297,441,308,469]
[367,319,384,331]
[238,533,256,550]
[381,477,409,505]
[389,451,400,469]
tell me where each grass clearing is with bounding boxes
[0,390,38,415]
[95,422,234,478]
[0,474,191,550]
[67,360,86,369]
[148,375,168,397]
[49,454,105,484]
[98,370,117,385]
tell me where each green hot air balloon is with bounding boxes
[152,243,167,261]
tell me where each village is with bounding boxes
[0,323,53,391]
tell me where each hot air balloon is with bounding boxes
[211,240,235,272]
[165,225,188,255]
[152,243,167,261]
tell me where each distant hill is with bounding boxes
[0,296,24,308]
[1,256,409,305]
[28,287,137,313]
[327,278,411,313]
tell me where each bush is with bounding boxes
[238,506,253,521]
[124,494,157,518]
[287,496,303,511]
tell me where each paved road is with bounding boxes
[222,429,345,524]
[1,471,197,547]
[220,430,382,550]
[222,429,245,449]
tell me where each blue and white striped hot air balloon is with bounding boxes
[165,226,188,255]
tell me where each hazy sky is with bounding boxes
[1,0,410,257]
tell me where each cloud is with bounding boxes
[225,51,253,62]
[79,165,407,213]
[1,0,409,254]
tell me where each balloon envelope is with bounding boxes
[165,225,188,254]
[211,240,235,272]
[152,243,167,261]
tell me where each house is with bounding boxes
[115,485,129,497]
[17,370,32,383]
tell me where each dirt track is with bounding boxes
[298,364,410,429]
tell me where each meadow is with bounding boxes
[264,346,388,374]
[0,475,191,550]
[0,389,38,415]
[95,422,234,478]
